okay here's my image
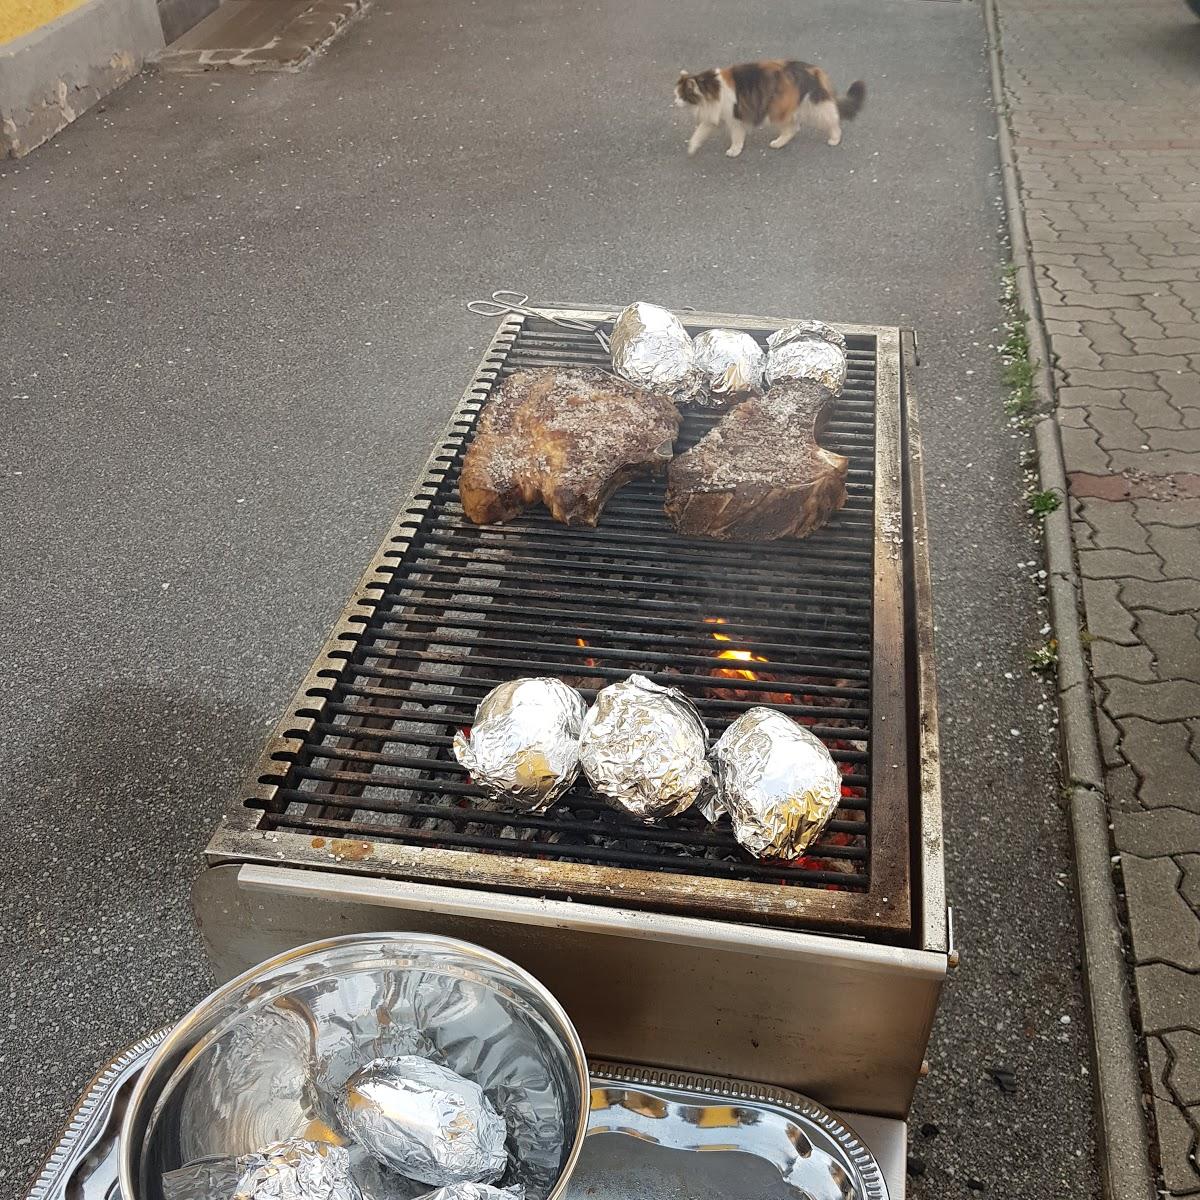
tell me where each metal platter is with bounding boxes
[27,1033,887,1200]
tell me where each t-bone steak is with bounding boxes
[460,367,681,527]
[664,378,848,541]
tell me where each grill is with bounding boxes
[211,307,923,942]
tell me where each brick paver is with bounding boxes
[994,0,1200,1192]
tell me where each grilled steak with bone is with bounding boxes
[460,367,681,527]
[664,378,847,541]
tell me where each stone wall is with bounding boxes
[0,0,164,158]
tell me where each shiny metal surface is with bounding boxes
[119,935,590,1200]
[587,1061,887,1200]
[29,1035,899,1200]
[194,866,945,1119]
[27,1030,166,1200]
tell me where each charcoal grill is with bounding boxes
[196,305,946,1123]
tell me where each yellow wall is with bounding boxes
[1,0,92,45]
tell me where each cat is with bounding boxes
[674,60,866,158]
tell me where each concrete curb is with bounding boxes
[980,2,1156,1198]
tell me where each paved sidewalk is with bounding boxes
[994,0,1200,1192]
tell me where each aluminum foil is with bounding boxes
[713,707,841,859]
[579,674,712,821]
[163,1156,245,1200]
[694,788,724,826]
[232,1140,362,1200]
[453,677,587,812]
[419,1186,525,1200]
[609,302,704,403]
[691,329,765,404]
[764,320,847,393]
[337,1056,508,1187]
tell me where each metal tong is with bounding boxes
[467,291,612,353]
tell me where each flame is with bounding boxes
[713,648,769,682]
[575,637,598,669]
[704,618,769,682]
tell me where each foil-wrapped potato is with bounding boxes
[713,707,841,859]
[691,328,765,404]
[453,678,587,812]
[609,302,704,403]
[579,674,712,821]
[764,320,847,393]
[421,1186,526,1200]
[337,1056,507,1187]
[231,1139,362,1200]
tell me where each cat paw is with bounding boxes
[725,146,743,158]
[687,144,699,157]
[769,137,787,149]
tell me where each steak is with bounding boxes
[460,367,681,527]
[664,379,848,541]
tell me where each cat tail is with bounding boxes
[837,81,866,120]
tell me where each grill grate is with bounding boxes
[216,307,915,937]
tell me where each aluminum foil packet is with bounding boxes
[609,302,704,403]
[163,1156,246,1200]
[764,320,848,393]
[714,707,841,859]
[337,1056,508,1187]
[691,329,765,404]
[453,678,587,812]
[232,1140,362,1200]
[579,673,712,821]
[419,1186,525,1200]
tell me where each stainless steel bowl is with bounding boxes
[119,933,590,1200]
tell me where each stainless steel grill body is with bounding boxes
[197,307,946,1119]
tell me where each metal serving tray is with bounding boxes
[27,1032,897,1200]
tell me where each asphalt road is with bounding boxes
[0,0,1099,1194]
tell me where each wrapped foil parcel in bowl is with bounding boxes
[579,674,712,821]
[713,707,841,859]
[233,1140,362,1200]
[764,319,848,394]
[453,678,587,812]
[337,1056,508,1187]
[609,302,703,403]
[163,1139,363,1200]
[691,329,765,404]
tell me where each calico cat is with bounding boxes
[674,60,866,158]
